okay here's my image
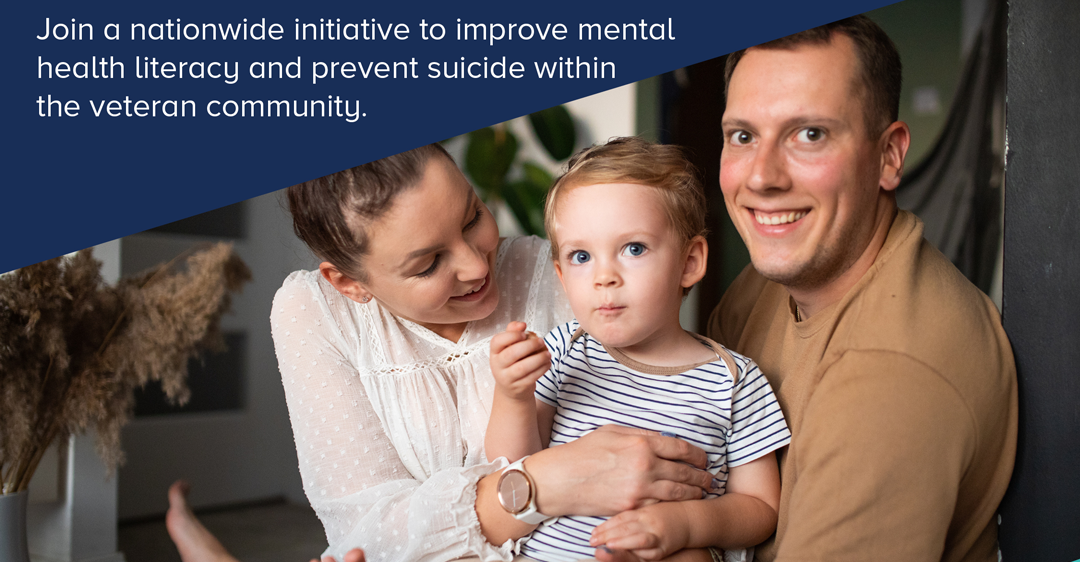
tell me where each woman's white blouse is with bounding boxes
[271,237,572,561]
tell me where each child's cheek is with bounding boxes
[564,263,591,284]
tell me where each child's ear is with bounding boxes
[681,236,708,289]
[319,262,374,304]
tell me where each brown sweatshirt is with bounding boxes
[709,210,1016,562]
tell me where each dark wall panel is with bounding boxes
[999,1,1080,559]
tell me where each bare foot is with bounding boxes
[313,550,366,562]
[166,480,239,562]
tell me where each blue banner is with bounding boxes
[2,0,900,272]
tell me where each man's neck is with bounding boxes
[789,204,898,320]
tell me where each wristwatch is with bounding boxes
[496,456,551,524]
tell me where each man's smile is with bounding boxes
[753,209,809,226]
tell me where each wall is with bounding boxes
[871,0,963,169]
[998,0,1080,558]
[117,191,316,518]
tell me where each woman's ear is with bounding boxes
[681,236,708,289]
[319,262,373,304]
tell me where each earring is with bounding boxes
[361,296,371,303]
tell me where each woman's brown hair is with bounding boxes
[287,144,453,281]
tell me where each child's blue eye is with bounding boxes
[622,243,646,257]
[569,251,591,265]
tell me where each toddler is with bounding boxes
[485,137,791,562]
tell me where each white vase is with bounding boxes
[0,491,30,562]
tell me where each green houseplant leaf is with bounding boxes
[504,163,555,236]
[528,106,576,161]
[464,126,518,198]
[454,105,576,237]
[521,161,555,191]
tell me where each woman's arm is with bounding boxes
[273,276,517,562]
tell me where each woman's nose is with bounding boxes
[457,242,489,282]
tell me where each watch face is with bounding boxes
[498,470,531,513]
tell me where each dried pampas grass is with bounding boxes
[0,243,250,494]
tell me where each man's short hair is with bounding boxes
[544,137,707,295]
[287,144,452,282]
[724,15,902,136]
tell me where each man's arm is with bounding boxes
[775,351,974,561]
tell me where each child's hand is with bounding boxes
[489,321,549,401]
[594,546,714,562]
[590,502,691,561]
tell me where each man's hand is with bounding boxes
[591,502,692,560]
[489,321,549,401]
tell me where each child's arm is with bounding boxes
[485,321,553,462]
[589,451,781,559]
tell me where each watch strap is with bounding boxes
[499,457,551,524]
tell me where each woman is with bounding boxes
[167,144,716,562]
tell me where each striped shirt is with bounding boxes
[521,321,791,562]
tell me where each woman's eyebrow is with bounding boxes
[406,244,441,261]
[394,245,439,275]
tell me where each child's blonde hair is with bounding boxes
[544,136,707,264]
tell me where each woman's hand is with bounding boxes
[489,321,550,401]
[526,425,714,517]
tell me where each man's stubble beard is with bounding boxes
[753,221,864,294]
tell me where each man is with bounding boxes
[709,16,1017,562]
